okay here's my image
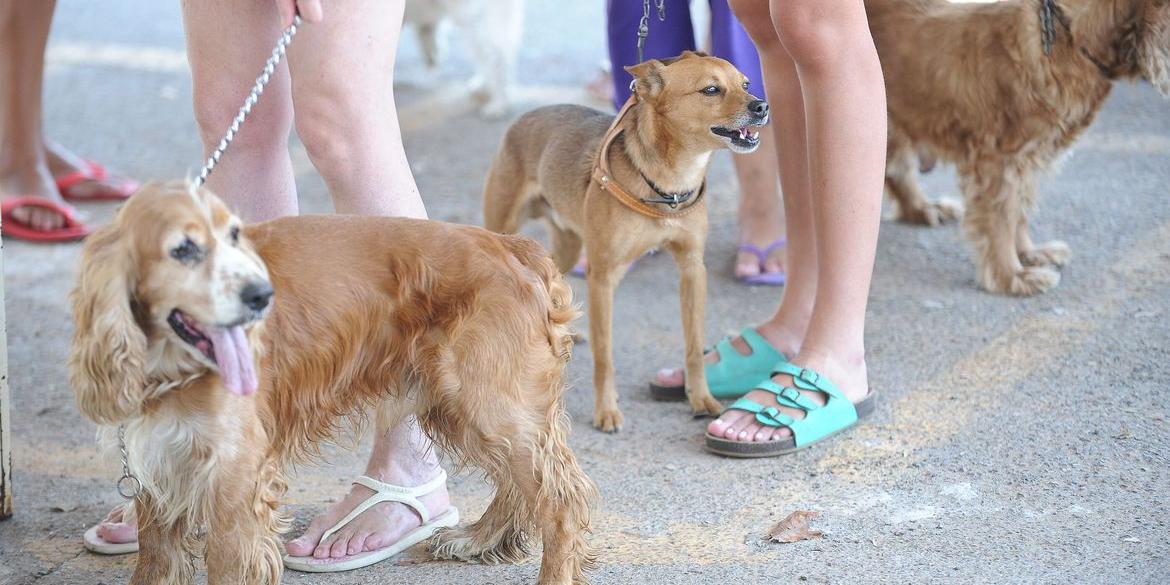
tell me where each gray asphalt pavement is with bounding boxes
[1,1,1168,584]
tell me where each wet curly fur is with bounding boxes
[870,0,1170,295]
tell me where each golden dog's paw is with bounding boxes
[1020,240,1071,268]
[986,266,1061,296]
[592,408,624,433]
[688,393,723,419]
[894,197,964,227]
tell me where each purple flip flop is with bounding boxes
[736,239,786,286]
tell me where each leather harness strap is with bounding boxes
[591,96,705,220]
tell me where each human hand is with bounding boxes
[276,0,323,28]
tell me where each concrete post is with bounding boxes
[0,233,11,520]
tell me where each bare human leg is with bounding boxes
[0,0,64,232]
[709,0,885,444]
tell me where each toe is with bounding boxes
[735,252,762,278]
[286,535,314,556]
[711,409,753,439]
[655,367,684,387]
[98,521,137,544]
[736,419,765,442]
[363,533,384,552]
[328,529,354,558]
[348,532,369,556]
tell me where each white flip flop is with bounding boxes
[283,471,459,573]
[84,524,140,555]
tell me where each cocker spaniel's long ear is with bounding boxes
[68,222,148,424]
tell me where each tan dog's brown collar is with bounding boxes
[591,96,705,220]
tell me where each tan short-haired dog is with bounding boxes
[481,52,769,431]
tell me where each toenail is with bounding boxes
[755,432,767,441]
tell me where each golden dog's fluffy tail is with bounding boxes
[500,233,579,363]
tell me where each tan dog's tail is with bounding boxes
[482,129,533,234]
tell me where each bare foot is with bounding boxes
[285,466,451,559]
[706,352,868,443]
[94,503,138,544]
[46,142,136,200]
[0,157,66,232]
[734,239,786,281]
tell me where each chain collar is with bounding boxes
[116,425,142,499]
[639,172,702,209]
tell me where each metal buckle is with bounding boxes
[798,368,819,385]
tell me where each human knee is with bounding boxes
[293,82,388,176]
[771,2,860,70]
[727,0,783,54]
[192,79,291,155]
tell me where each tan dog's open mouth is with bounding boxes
[711,124,763,152]
[167,309,259,396]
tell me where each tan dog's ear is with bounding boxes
[624,59,666,98]
[68,222,148,424]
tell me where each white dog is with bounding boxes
[405,0,524,117]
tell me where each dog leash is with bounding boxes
[196,15,303,186]
[636,0,666,64]
[591,95,705,220]
[112,14,304,502]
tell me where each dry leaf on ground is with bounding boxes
[765,510,823,543]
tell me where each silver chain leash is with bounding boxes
[116,425,142,499]
[195,14,302,187]
[113,15,304,501]
[636,0,667,64]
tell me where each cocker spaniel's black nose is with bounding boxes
[241,281,274,312]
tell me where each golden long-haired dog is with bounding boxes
[69,182,595,584]
[871,0,1170,295]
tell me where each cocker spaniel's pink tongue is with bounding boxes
[206,326,257,396]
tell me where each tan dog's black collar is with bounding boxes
[591,96,705,220]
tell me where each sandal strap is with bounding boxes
[773,361,845,399]
[720,365,859,447]
[318,470,447,545]
[702,327,786,396]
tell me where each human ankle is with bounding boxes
[364,455,443,486]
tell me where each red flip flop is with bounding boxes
[1,197,92,242]
[56,160,138,202]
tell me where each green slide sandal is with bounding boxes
[705,362,876,458]
[649,327,786,401]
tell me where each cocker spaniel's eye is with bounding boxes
[701,85,721,96]
[170,237,203,264]
[230,226,240,246]
[742,80,750,90]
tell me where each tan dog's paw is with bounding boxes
[688,393,722,419]
[895,197,964,227]
[985,266,1061,296]
[1020,240,1071,268]
[593,408,624,433]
